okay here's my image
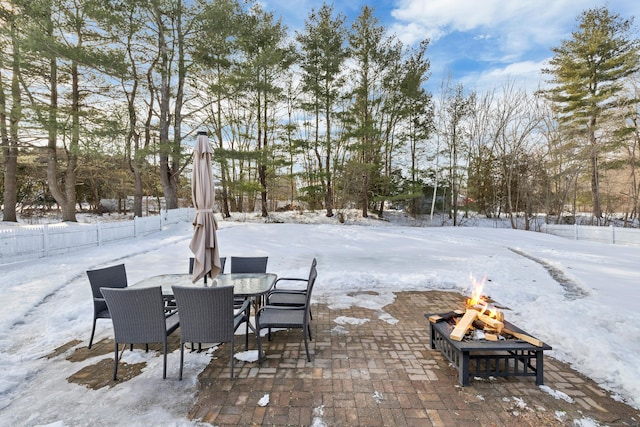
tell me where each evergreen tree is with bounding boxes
[0,2,22,222]
[194,0,243,218]
[346,6,392,218]
[296,4,347,218]
[386,39,432,217]
[543,6,640,221]
[235,4,294,217]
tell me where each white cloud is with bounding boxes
[474,34,493,41]
[390,0,635,94]
[392,0,575,38]
[460,59,549,93]
[388,21,442,46]
[387,0,628,61]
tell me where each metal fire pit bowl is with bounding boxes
[425,313,552,386]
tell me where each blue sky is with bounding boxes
[259,0,640,94]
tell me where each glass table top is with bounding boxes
[131,273,277,297]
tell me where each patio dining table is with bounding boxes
[131,272,277,300]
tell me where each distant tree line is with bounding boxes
[1,2,639,228]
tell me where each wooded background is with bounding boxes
[1,1,639,229]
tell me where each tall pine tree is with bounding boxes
[296,4,347,218]
[543,6,640,220]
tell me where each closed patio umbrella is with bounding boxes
[189,131,221,283]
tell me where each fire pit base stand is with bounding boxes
[427,314,552,386]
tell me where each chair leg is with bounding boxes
[256,323,263,360]
[113,342,119,381]
[245,317,249,351]
[89,319,97,349]
[162,341,167,379]
[303,330,310,362]
[230,338,234,379]
[179,343,184,381]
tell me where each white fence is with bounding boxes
[542,223,640,246]
[3,209,638,265]
[0,208,194,265]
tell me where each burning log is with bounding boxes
[440,274,543,344]
[428,309,464,323]
[467,304,504,322]
[475,311,504,333]
[450,309,477,341]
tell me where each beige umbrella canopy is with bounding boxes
[189,131,221,283]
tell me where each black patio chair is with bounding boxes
[256,264,317,362]
[267,258,317,319]
[100,286,180,380]
[172,285,250,379]
[86,263,128,349]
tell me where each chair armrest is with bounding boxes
[234,299,251,318]
[273,277,307,291]
[269,288,306,295]
[256,304,305,316]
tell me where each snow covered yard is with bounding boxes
[1,210,640,425]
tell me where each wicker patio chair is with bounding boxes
[267,258,317,318]
[172,285,250,379]
[255,265,317,362]
[100,286,180,380]
[230,256,268,273]
[86,263,128,349]
[189,256,227,283]
[230,255,269,329]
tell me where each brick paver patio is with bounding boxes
[67,290,640,426]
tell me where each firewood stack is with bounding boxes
[428,298,543,347]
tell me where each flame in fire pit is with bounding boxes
[466,274,503,321]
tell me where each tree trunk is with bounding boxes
[172,0,185,210]
[325,109,334,217]
[590,153,602,220]
[260,89,268,217]
[1,133,18,223]
[45,9,77,222]
[216,95,230,218]
[126,74,143,218]
[61,59,80,222]
[1,15,19,222]
[133,161,143,217]
[361,171,368,218]
[155,3,178,211]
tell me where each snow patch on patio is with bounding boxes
[330,325,348,335]
[235,350,259,363]
[258,393,269,406]
[539,385,575,403]
[312,405,326,427]
[377,311,398,324]
[333,316,369,326]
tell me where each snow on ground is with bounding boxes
[1,209,640,426]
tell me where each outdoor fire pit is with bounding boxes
[426,276,552,386]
